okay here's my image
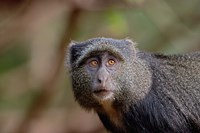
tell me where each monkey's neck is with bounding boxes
[96,100,125,131]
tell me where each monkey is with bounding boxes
[66,37,200,133]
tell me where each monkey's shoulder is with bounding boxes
[138,51,200,68]
[152,51,200,62]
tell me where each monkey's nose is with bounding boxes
[97,76,108,87]
[96,67,109,87]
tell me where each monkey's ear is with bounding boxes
[124,38,137,56]
[124,38,137,46]
[66,41,88,69]
[66,41,77,70]
[69,42,79,65]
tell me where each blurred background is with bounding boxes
[0,0,200,133]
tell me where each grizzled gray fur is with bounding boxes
[66,37,200,133]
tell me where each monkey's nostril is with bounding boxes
[96,77,106,88]
[98,78,102,83]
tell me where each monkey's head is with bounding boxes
[66,38,152,111]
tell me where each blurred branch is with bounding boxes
[0,0,33,52]
[69,0,143,11]
[15,6,81,133]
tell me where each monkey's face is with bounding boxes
[71,52,122,110]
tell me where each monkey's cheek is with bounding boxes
[93,91,114,101]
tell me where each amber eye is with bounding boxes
[107,59,116,66]
[89,60,98,67]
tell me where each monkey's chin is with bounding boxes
[93,91,114,101]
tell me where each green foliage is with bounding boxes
[0,44,29,75]
[0,90,40,110]
[105,10,128,36]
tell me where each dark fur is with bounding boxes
[67,38,200,133]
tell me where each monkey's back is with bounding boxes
[150,51,200,104]
[144,51,200,131]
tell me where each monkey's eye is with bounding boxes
[89,60,98,68]
[106,59,116,67]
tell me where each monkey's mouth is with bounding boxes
[93,89,114,100]
[94,89,111,94]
